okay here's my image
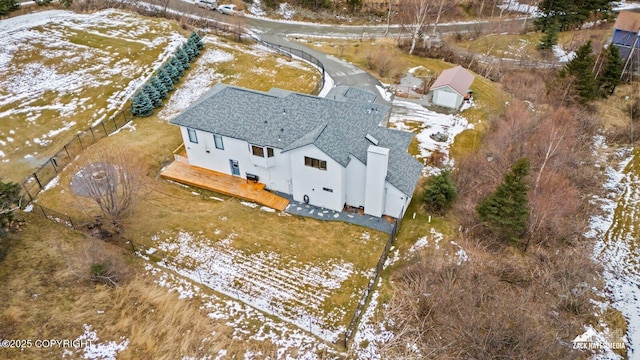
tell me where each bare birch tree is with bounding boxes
[399,0,432,54]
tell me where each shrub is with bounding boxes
[423,169,457,214]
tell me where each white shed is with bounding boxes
[430,66,475,110]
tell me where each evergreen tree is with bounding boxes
[0,179,21,238]
[561,41,597,104]
[164,61,182,83]
[170,57,185,78]
[183,44,196,62]
[0,0,19,16]
[190,32,205,50]
[143,83,162,108]
[176,48,190,69]
[34,0,52,5]
[538,20,559,51]
[477,158,530,245]
[422,170,457,214]
[150,77,167,99]
[187,37,200,57]
[536,0,611,32]
[131,92,154,117]
[598,45,623,97]
[157,68,174,91]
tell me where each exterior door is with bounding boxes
[229,159,240,176]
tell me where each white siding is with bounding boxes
[181,127,291,192]
[364,146,389,217]
[433,86,462,109]
[345,155,366,208]
[384,183,410,219]
[288,145,345,212]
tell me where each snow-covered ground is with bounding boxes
[147,264,340,358]
[389,100,473,175]
[158,36,317,119]
[146,229,369,343]
[589,136,638,358]
[62,324,130,360]
[0,9,183,169]
[498,0,640,14]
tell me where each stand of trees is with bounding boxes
[0,0,18,16]
[131,33,203,117]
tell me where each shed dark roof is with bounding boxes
[170,84,422,196]
[614,11,640,32]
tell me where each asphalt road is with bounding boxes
[152,0,529,102]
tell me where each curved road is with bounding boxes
[156,0,529,102]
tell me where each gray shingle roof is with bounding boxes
[326,85,378,103]
[170,83,422,196]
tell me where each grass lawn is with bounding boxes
[0,10,187,183]
[450,28,611,63]
[34,31,384,343]
[300,37,506,159]
[0,213,346,359]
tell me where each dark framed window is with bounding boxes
[187,128,198,143]
[304,156,327,170]
[251,145,264,157]
[214,134,224,149]
[267,147,274,158]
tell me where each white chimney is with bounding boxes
[364,145,389,217]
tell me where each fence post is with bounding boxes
[102,121,108,136]
[76,134,84,149]
[129,240,136,253]
[112,117,118,130]
[64,144,71,159]
[21,182,34,202]
[33,173,43,190]
[50,158,58,173]
[40,205,47,218]
[68,216,75,230]
[89,126,96,142]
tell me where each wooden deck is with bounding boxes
[161,161,290,211]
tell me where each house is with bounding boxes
[429,65,475,110]
[169,83,423,219]
[612,11,640,73]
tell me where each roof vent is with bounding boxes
[264,120,267,124]
[283,109,286,115]
[281,128,284,132]
[365,133,379,145]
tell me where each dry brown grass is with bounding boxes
[381,237,604,359]
[0,213,293,359]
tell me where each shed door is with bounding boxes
[436,90,459,109]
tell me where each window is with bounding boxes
[322,187,333,193]
[304,156,327,170]
[251,145,264,157]
[214,134,224,149]
[267,147,274,158]
[187,128,198,143]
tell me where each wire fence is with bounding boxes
[20,106,133,202]
[343,213,403,348]
[256,40,326,95]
